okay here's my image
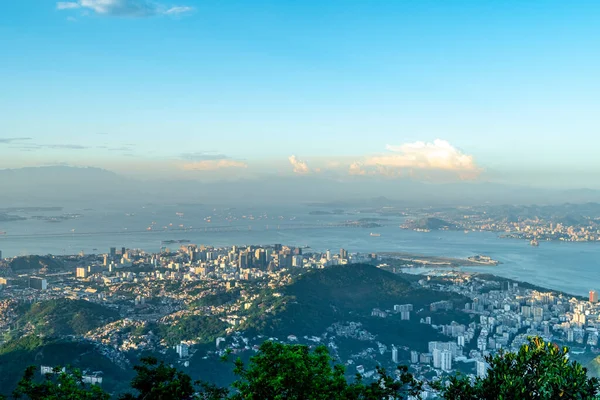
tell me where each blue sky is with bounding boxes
[1,0,599,186]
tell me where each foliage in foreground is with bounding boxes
[11,365,110,400]
[437,336,600,399]
[7,336,600,399]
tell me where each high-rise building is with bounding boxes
[400,311,410,320]
[590,290,598,303]
[76,267,88,278]
[0,250,3,260]
[121,247,126,256]
[410,351,419,364]
[476,360,488,378]
[326,250,332,261]
[292,255,303,268]
[394,304,413,312]
[254,249,266,269]
[175,342,189,359]
[29,276,48,291]
[103,254,109,266]
[110,247,116,258]
[340,248,348,259]
[458,335,465,347]
[239,252,248,269]
[432,349,442,369]
[440,350,452,371]
[391,346,399,364]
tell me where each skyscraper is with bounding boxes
[440,350,452,371]
[110,247,116,258]
[410,351,419,364]
[239,251,248,269]
[29,277,47,291]
[391,346,399,364]
[340,248,348,259]
[476,360,488,378]
[432,349,442,368]
[590,290,598,303]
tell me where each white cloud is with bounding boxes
[56,0,194,17]
[182,159,248,171]
[57,2,80,9]
[288,155,310,174]
[348,139,480,180]
[165,6,194,15]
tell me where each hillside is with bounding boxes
[0,335,130,396]
[240,264,468,345]
[155,315,229,346]
[9,255,64,272]
[17,298,119,336]
[412,217,458,230]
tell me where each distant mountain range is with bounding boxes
[1,166,600,207]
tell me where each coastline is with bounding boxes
[378,251,500,267]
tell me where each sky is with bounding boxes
[1,0,600,187]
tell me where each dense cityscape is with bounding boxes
[399,202,600,243]
[1,242,599,397]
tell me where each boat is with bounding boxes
[370,233,381,237]
[530,239,539,247]
[0,231,6,235]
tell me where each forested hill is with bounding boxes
[16,298,119,336]
[240,263,467,337]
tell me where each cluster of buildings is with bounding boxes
[2,243,599,396]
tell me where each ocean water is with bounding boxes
[0,203,598,296]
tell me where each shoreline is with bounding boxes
[378,252,499,267]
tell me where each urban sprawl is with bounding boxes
[0,244,598,398]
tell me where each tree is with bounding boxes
[119,356,197,400]
[226,340,420,399]
[12,365,109,400]
[437,336,600,399]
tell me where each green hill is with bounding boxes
[155,315,229,346]
[240,263,468,344]
[413,217,458,230]
[9,255,64,272]
[17,298,119,336]
[0,335,130,396]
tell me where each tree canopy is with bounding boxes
[437,336,600,399]
[6,336,599,400]
[11,366,109,400]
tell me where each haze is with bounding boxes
[2,0,600,206]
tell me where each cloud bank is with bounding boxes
[288,155,310,174]
[56,0,194,17]
[349,139,480,180]
[0,137,32,144]
[182,160,248,171]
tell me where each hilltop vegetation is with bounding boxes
[0,335,129,396]
[4,338,598,400]
[8,255,64,272]
[155,315,228,346]
[410,217,458,230]
[16,298,119,336]
[240,264,467,340]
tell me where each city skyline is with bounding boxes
[2,1,600,188]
